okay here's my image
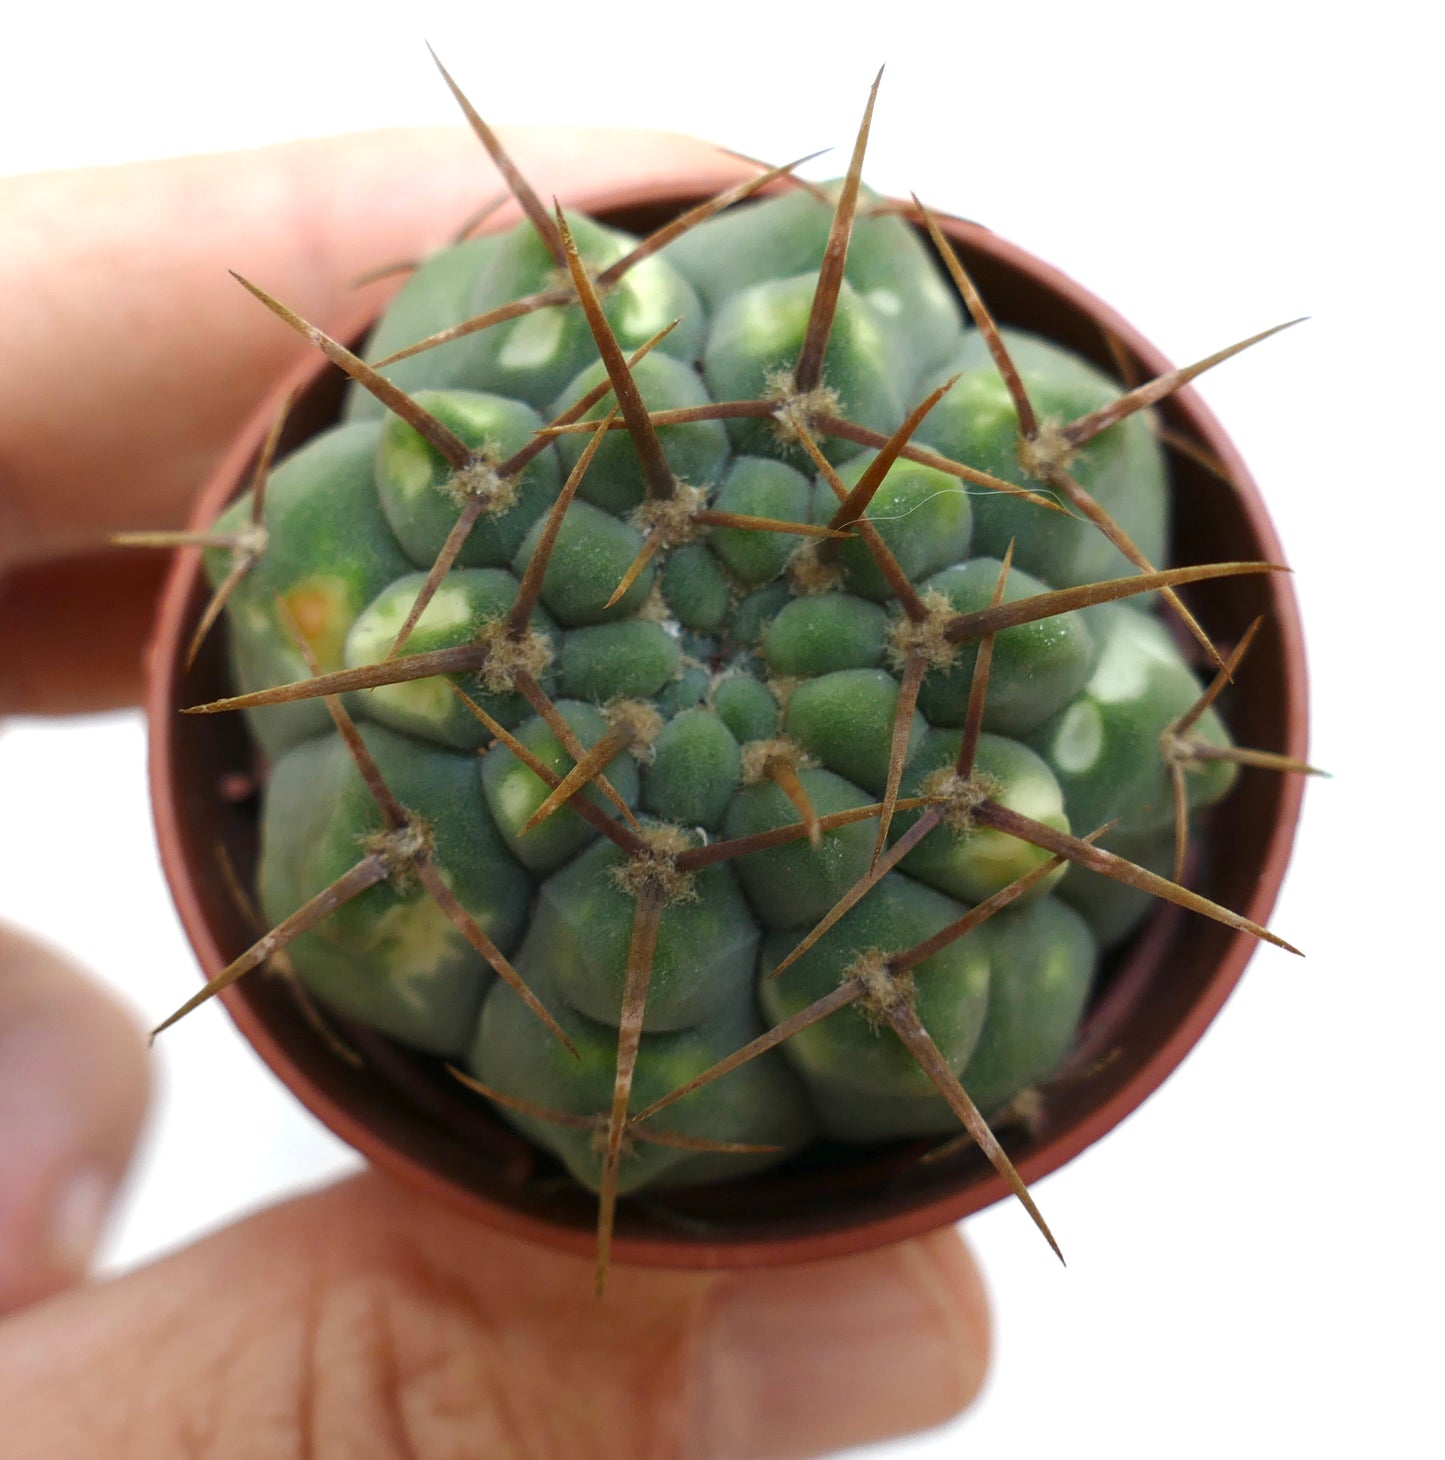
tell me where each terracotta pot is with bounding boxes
[146,177,1308,1269]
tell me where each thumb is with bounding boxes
[0,921,151,1312]
[0,1169,990,1460]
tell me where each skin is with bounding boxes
[0,130,990,1459]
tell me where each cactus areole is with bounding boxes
[144,81,1308,1275]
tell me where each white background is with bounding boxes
[1,4,1439,1456]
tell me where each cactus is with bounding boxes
[131,59,1316,1288]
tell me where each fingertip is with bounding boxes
[0,923,151,1312]
[911,1224,994,1409]
[0,548,169,713]
[690,1228,991,1459]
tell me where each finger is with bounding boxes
[0,921,151,1314]
[0,1170,989,1460]
[0,126,744,574]
[0,548,169,715]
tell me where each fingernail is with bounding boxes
[0,1023,111,1297]
[691,1239,983,1460]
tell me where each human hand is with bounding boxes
[0,130,990,1459]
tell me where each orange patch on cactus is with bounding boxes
[282,578,349,663]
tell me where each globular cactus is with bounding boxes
[135,61,1314,1285]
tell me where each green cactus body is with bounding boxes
[1029,604,1237,837]
[1057,823,1180,949]
[893,731,1072,906]
[260,723,530,1055]
[914,330,1169,588]
[913,558,1096,736]
[474,962,815,1194]
[443,211,706,409]
[204,175,1247,1207]
[664,182,966,380]
[551,353,730,517]
[480,700,640,874]
[204,422,414,759]
[705,273,906,461]
[375,388,561,568]
[342,236,505,421]
[343,568,557,747]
